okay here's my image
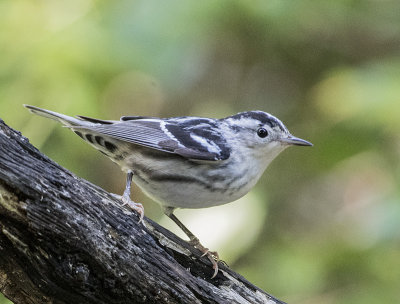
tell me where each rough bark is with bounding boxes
[0,118,286,304]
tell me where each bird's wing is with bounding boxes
[75,118,231,161]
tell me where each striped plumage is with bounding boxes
[25,104,312,278]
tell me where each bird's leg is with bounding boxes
[164,207,219,278]
[113,171,144,222]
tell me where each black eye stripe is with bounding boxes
[257,128,268,138]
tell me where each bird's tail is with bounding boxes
[24,105,87,127]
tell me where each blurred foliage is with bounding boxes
[1,0,400,303]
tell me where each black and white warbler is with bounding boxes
[25,104,312,278]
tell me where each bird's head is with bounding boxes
[221,111,312,163]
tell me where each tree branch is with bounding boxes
[0,118,286,304]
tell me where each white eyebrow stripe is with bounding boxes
[190,133,221,154]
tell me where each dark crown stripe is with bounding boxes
[228,111,286,131]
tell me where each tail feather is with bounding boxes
[24,105,87,127]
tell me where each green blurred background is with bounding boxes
[1,0,400,303]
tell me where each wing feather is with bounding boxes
[74,119,230,161]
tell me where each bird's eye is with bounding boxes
[257,127,268,138]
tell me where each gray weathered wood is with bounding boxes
[0,118,286,304]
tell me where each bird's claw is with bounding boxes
[203,250,219,279]
[111,193,144,223]
[190,238,219,278]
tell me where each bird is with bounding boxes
[24,104,312,278]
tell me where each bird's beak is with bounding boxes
[280,135,313,146]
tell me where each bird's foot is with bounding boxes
[111,193,144,223]
[189,237,219,278]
